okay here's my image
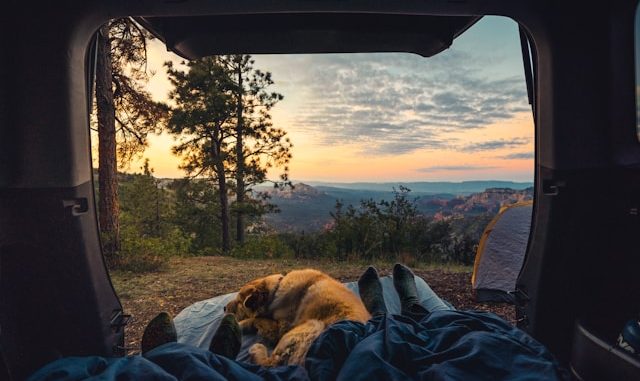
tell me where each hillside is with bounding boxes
[262,183,533,232]
[101,173,533,234]
[261,184,339,232]
[418,187,533,218]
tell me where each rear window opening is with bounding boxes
[89,15,534,350]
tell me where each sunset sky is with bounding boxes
[123,16,534,182]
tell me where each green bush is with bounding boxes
[231,235,295,260]
[271,188,488,265]
[277,232,338,259]
[108,225,192,273]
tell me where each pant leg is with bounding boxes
[402,303,431,321]
[353,276,454,315]
[413,276,455,312]
[396,275,456,320]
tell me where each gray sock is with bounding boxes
[141,312,177,355]
[358,266,387,317]
[209,313,241,359]
[393,263,428,315]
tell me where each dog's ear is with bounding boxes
[243,284,268,310]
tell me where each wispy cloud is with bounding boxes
[284,51,529,155]
[461,137,530,152]
[500,152,534,159]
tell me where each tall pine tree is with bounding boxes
[165,55,292,253]
[219,55,292,244]
[94,18,167,258]
[165,58,235,253]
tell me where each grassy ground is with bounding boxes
[110,256,515,353]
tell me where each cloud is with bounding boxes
[500,152,534,159]
[461,137,530,152]
[283,50,530,155]
[416,165,499,172]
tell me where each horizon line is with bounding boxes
[104,169,533,184]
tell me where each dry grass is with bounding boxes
[110,256,514,352]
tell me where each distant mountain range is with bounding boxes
[302,180,532,195]
[103,170,534,233]
[260,182,533,232]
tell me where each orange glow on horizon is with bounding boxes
[125,111,533,182]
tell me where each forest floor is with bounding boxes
[110,256,515,353]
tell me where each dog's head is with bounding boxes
[225,273,283,320]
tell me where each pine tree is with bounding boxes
[170,178,223,254]
[164,55,292,253]
[119,159,173,238]
[94,18,167,258]
[165,57,235,252]
[95,23,119,255]
[218,55,292,244]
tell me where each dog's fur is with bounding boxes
[225,268,370,366]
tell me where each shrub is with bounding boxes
[107,225,192,273]
[271,187,487,265]
[231,235,295,259]
[278,232,338,259]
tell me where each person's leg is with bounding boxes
[393,263,431,319]
[142,311,242,360]
[357,266,387,317]
[141,312,178,355]
[209,313,242,359]
[412,273,454,312]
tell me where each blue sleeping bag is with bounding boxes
[28,276,569,380]
[307,311,567,380]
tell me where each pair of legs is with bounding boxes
[358,263,430,320]
[141,263,431,358]
[141,311,241,358]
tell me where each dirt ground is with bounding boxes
[110,256,515,353]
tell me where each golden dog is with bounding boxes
[225,268,370,366]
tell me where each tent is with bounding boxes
[472,201,533,303]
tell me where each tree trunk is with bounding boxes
[212,138,230,253]
[155,179,160,236]
[235,61,245,244]
[96,24,120,256]
[216,165,231,254]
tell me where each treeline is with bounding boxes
[104,161,259,271]
[110,172,490,272]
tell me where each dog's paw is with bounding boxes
[249,343,270,365]
[254,318,280,344]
